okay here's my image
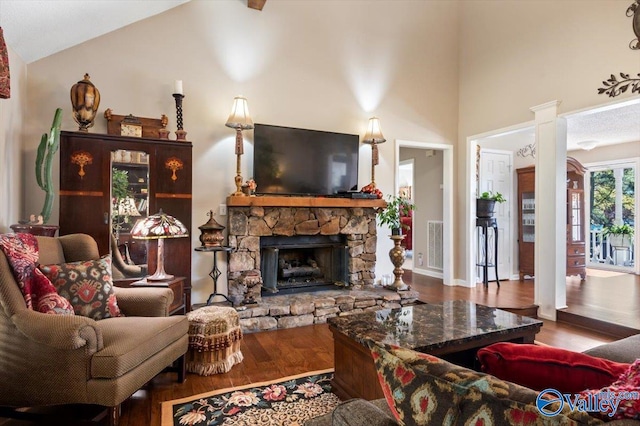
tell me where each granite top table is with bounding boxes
[327,300,543,400]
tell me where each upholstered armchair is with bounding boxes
[0,233,189,426]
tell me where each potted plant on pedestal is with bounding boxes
[377,194,415,235]
[10,108,63,236]
[476,191,506,218]
[604,223,634,266]
[604,223,634,248]
[377,194,415,291]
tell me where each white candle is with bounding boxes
[174,80,183,95]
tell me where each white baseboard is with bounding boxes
[411,267,443,279]
[453,278,476,288]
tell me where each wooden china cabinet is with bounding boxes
[516,165,536,280]
[58,131,193,309]
[566,157,587,280]
[516,157,586,281]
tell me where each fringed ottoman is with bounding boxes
[186,306,244,375]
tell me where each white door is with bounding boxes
[479,149,513,282]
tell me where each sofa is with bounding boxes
[306,335,640,426]
[0,233,189,426]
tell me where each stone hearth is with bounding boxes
[227,201,381,305]
[236,288,420,333]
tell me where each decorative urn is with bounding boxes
[198,210,225,247]
[70,73,101,131]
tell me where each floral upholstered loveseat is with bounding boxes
[307,336,640,426]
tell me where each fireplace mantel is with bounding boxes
[227,195,385,208]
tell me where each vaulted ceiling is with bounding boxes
[0,0,266,64]
[0,0,636,149]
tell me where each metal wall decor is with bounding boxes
[597,1,640,97]
[598,73,640,97]
[628,0,640,49]
[516,143,536,159]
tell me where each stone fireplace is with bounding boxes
[226,197,385,305]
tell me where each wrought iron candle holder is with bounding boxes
[173,93,187,141]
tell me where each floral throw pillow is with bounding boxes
[39,255,122,320]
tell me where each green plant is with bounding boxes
[603,223,634,237]
[112,168,129,200]
[111,168,132,235]
[377,194,415,231]
[35,108,63,223]
[479,191,506,203]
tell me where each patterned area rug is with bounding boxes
[161,369,339,426]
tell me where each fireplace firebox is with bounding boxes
[261,235,348,295]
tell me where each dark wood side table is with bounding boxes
[195,246,233,305]
[129,276,189,315]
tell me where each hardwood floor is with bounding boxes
[404,270,622,352]
[2,269,636,426]
[560,269,640,336]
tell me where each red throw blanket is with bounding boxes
[0,233,74,314]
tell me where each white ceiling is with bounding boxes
[566,99,640,150]
[1,0,638,150]
[0,0,191,64]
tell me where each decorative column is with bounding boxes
[531,100,567,321]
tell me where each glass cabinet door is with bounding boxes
[111,149,149,279]
[569,189,584,243]
[521,192,535,243]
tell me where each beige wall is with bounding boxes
[400,147,443,275]
[457,0,638,282]
[0,45,26,232]
[23,0,460,303]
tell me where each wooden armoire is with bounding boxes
[58,131,193,298]
[516,157,587,280]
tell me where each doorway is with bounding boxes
[396,140,453,285]
[478,149,514,282]
[585,160,637,272]
[399,159,414,270]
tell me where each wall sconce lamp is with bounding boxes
[225,96,254,196]
[362,117,386,189]
[131,209,189,281]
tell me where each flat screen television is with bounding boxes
[252,124,359,196]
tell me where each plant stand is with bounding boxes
[387,235,408,291]
[475,217,500,289]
